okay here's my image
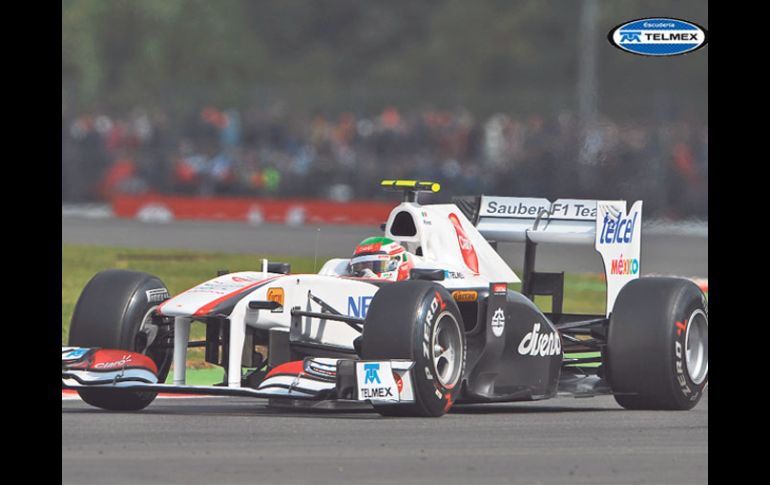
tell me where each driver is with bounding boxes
[348,237,415,281]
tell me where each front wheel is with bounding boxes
[607,277,708,410]
[68,269,173,411]
[361,281,466,417]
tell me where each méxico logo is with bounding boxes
[611,256,639,275]
[608,18,708,57]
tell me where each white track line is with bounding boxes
[62,390,218,401]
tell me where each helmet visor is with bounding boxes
[350,254,399,277]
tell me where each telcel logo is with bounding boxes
[599,212,637,245]
[364,363,381,384]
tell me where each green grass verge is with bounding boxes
[63,244,610,367]
[62,244,321,344]
[165,367,225,385]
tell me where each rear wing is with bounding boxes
[454,196,643,316]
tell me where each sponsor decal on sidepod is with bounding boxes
[348,295,373,318]
[491,308,505,337]
[517,323,561,357]
[492,283,507,295]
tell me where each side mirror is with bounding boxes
[248,300,282,310]
[410,268,445,281]
[267,262,291,274]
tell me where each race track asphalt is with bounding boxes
[61,216,708,277]
[61,391,708,485]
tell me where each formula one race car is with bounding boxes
[62,180,708,417]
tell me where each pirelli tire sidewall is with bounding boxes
[412,285,466,416]
[607,277,708,410]
[361,281,466,417]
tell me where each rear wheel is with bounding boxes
[68,270,173,411]
[607,277,708,410]
[361,281,465,417]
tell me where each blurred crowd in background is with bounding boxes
[62,1,707,219]
[62,104,707,219]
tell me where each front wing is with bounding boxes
[61,347,415,404]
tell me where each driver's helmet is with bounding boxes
[349,237,414,281]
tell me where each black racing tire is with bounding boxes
[361,281,466,417]
[68,269,173,411]
[607,277,708,410]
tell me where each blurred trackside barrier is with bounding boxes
[112,194,395,225]
[100,194,711,295]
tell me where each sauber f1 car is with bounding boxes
[62,180,708,417]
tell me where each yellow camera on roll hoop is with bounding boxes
[380,180,441,202]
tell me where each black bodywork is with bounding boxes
[150,270,614,402]
[234,271,613,402]
[460,288,562,402]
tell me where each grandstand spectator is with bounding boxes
[61,104,708,219]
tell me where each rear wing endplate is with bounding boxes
[455,196,643,315]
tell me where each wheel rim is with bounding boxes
[431,311,463,389]
[685,308,708,385]
[137,305,160,353]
